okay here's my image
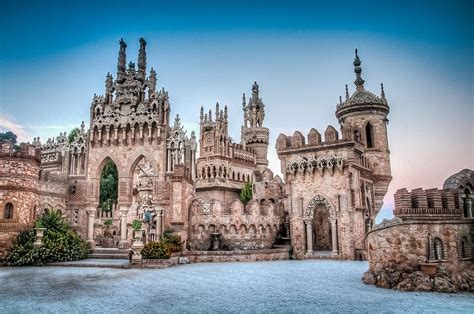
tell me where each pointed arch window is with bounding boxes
[365,122,374,148]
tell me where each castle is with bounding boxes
[0,39,392,260]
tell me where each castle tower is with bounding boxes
[241,82,269,172]
[335,49,392,214]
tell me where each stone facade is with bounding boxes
[0,142,67,258]
[363,169,474,292]
[0,40,392,262]
[276,49,391,260]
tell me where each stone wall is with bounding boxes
[188,197,281,251]
[363,219,474,292]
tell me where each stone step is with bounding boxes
[93,247,130,254]
[90,253,129,260]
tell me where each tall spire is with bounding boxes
[345,84,349,100]
[353,48,365,91]
[242,93,246,109]
[380,83,385,99]
[138,37,147,81]
[117,38,127,79]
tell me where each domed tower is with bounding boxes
[241,82,269,172]
[335,49,392,215]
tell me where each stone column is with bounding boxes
[86,208,96,246]
[330,218,338,257]
[118,208,129,248]
[156,209,163,236]
[465,197,472,218]
[305,220,313,255]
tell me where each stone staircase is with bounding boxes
[90,247,130,260]
[305,251,339,260]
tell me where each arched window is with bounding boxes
[460,236,470,259]
[365,122,374,148]
[433,238,444,261]
[4,202,13,219]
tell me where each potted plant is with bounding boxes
[130,219,144,264]
[102,219,114,248]
[420,262,438,277]
[34,220,46,247]
[131,219,143,240]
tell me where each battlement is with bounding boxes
[276,125,358,152]
[0,141,40,162]
[394,188,463,219]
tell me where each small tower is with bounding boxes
[335,49,392,215]
[241,82,269,171]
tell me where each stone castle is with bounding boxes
[1,38,392,260]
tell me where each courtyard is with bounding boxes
[0,260,472,313]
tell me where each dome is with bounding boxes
[335,49,389,119]
[443,169,473,191]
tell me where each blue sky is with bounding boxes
[0,0,472,222]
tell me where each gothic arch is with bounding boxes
[304,195,336,219]
[127,152,158,178]
[94,156,124,180]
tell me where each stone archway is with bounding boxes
[303,195,338,257]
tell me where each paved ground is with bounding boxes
[0,260,472,313]
[47,258,130,268]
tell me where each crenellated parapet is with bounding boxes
[393,187,464,219]
[276,125,355,153]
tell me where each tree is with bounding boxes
[99,160,118,212]
[68,127,80,143]
[239,181,253,205]
[0,131,17,144]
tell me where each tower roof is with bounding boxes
[335,49,389,119]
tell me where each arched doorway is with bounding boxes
[99,159,118,217]
[304,195,338,257]
[313,205,332,251]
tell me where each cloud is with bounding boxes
[0,116,76,143]
[0,116,30,142]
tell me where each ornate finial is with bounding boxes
[353,48,365,91]
[224,105,228,121]
[128,61,135,71]
[117,38,127,75]
[345,84,349,100]
[242,93,246,108]
[380,83,385,98]
[339,96,342,106]
[80,121,85,134]
[138,37,147,79]
[215,102,220,120]
[200,106,204,122]
[173,114,181,129]
[208,109,212,122]
[105,72,113,95]
[252,81,259,99]
[148,68,157,94]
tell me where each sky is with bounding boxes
[0,0,473,222]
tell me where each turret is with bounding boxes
[335,49,392,214]
[241,81,269,171]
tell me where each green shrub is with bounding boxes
[103,219,113,226]
[160,229,182,252]
[239,182,253,205]
[36,208,68,233]
[3,221,91,266]
[141,241,171,259]
[131,219,142,231]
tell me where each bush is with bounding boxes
[3,212,91,266]
[160,229,182,252]
[36,208,69,233]
[239,182,253,205]
[141,241,171,259]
